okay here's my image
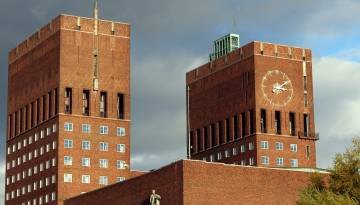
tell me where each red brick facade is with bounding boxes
[186,41,317,168]
[65,160,327,205]
[5,14,131,205]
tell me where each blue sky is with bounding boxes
[1,0,360,201]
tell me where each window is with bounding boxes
[99,142,108,151]
[99,176,108,185]
[306,145,311,159]
[36,98,40,125]
[303,114,309,137]
[100,92,107,117]
[275,142,283,150]
[82,90,90,116]
[275,111,281,134]
[30,102,34,128]
[304,93,308,107]
[261,156,269,165]
[233,115,239,139]
[64,173,72,183]
[42,95,47,121]
[116,144,125,153]
[196,129,201,151]
[210,154,215,162]
[64,139,73,148]
[82,124,91,133]
[82,141,91,150]
[64,156,72,165]
[116,177,125,182]
[217,152,222,160]
[82,158,90,167]
[117,93,125,119]
[290,144,297,152]
[276,157,284,166]
[116,127,125,136]
[249,110,255,134]
[64,88,72,114]
[260,109,267,133]
[260,141,269,149]
[289,112,296,136]
[204,126,209,149]
[249,157,255,166]
[290,159,298,167]
[232,147,238,155]
[240,144,246,153]
[64,122,73,132]
[210,123,217,147]
[100,125,108,135]
[225,118,230,142]
[55,88,59,114]
[225,150,230,158]
[116,160,125,169]
[53,123,57,133]
[241,112,246,137]
[48,91,52,118]
[82,175,90,184]
[248,142,254,151]
[218,121,223,144]
[99,159,108,168]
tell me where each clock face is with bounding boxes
[261,70,293,107]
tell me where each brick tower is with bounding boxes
[5,3,131,205]
[186,36,318,168]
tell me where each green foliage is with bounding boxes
[297,137,360,205]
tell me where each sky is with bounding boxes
[1,0,360,201]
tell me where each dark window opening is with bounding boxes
[25,106,29,130]
[306,145,310,159]
[30,102,34,128]
[218,121,223,144]
[303,114,309,137]
[304,93,308,107]
[275,111,281,134]
[249,110,255,134]
[100,92,107,117]
[20,108,23,133]
[190,131,194,154]
[36,99,40,125]
[8,114,12,139]
[204,127,209,149]
[48,91,52,118]
[225,118,230,143]
[64,88,72,114]
[196,129,201,152]
[42,95,46,121]
[260,109,267,133]
[289,112,296,136]
[233,115,239,139]
[14,111,18,136]
[55,88,59,114]
[241,112,246,137]
[303,76,307,91]
[211,123,216,147]
[117,93,125,119]
[82,90,90,116]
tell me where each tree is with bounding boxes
[297,137,360,205]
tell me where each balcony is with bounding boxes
[298,131,319,140]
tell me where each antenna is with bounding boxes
[93,0,99,91]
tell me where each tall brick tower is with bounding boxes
[5,3,131,205]
[186,36,318,168]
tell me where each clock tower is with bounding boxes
[186,38,318,168]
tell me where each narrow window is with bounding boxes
[196,129,201,152]
[233,115,239,139]
[211,123,216,147]
[225,118,230,143]
[20,108,23,133]
[241,112,246,137]
[249,110,255,134]
[304,93,308,107]
[55,88,59,114]
[303,76,307,91]
[48,91,52,118]
[64,88,72,114]
[204,126,209,149]
[117,93,125,119]
[306,145,311,159]
[100,92,107,117]
[82,90,90,116]
[8,114,12,139]
[260,109,267,133]
[275,111,281,134]
[303,114,309,137]
[36,99,40,125]
[25,106,29,130]
[30,102,34,128]
[289,112,296,136]
[190,131,194,154]
[218,121,223,144]
[42,95,46,121]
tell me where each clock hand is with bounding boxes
[279,81,290,88]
